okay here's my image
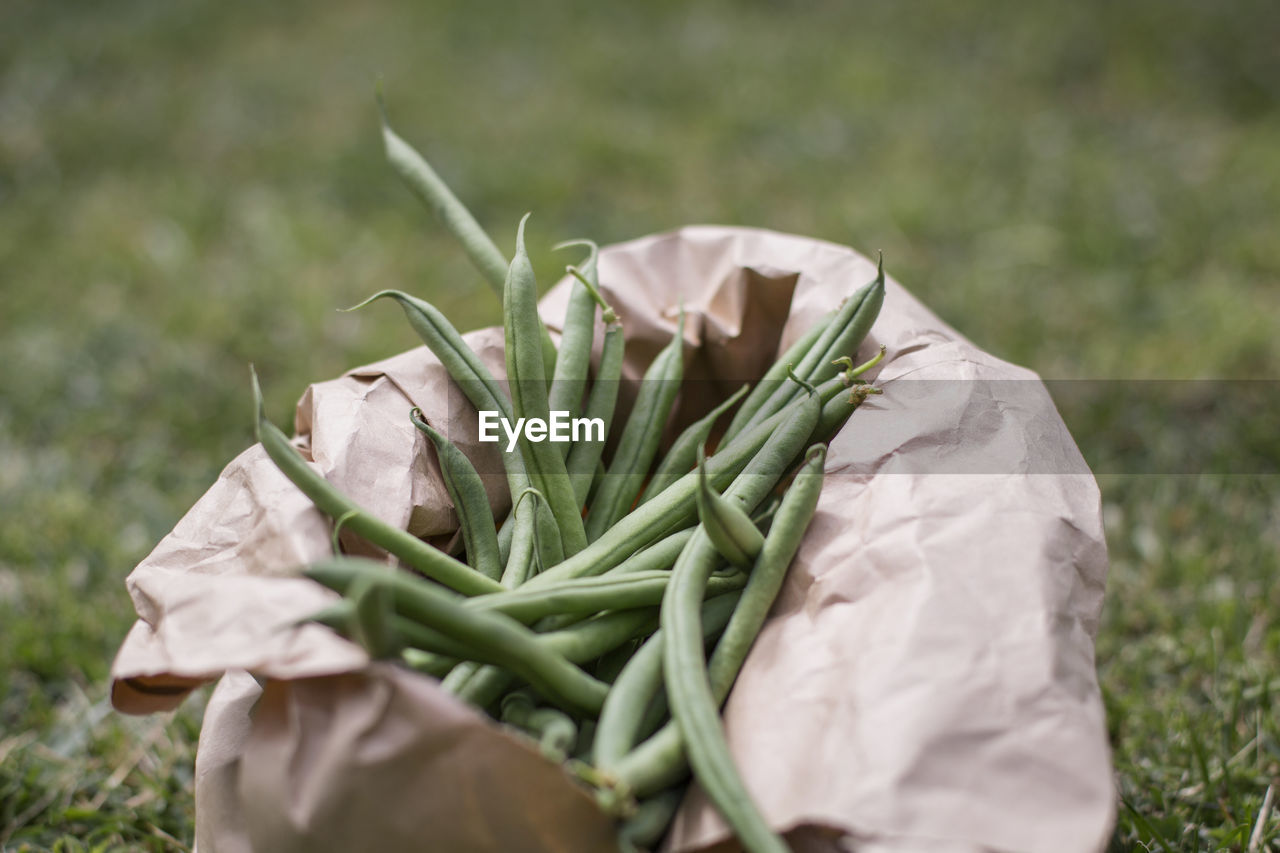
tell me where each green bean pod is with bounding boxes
[505,488,564,582]
[617,786,686,853]
[659,530,786,853]
[695,445,765,569]
[639,383,749,505]
[304,557,606,714]
[441,661,480,694]
[540,608,660,664]
[548,241,602,446]
[806,257,886,387]
[613,446,827,800]
[410,409,502,581]
[593,592,740,774]
[380,106,508,296]
[504,215,588,557]
[350,571,400,659]
[501,692,578,761]
[378,103,557,376]
[253,370,503,597]
[401,648,457,679]
[813,383,879,445]
[648,388,824,853]
[608,526,695,576]
[501,496,537,588]
[585,312,686,541]
[721,316,831,443]
[466,570,745,625]
[565,320,625,507]
[737,259,885,435]
[343,289,531,505]
[344,290,511,422]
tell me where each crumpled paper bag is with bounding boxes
[111,225,1114,853]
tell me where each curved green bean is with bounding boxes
[304,557,606,714]
[410,409,502,581]
[548,241,602,445]
[253,369,503,597]
[695,445,764,569]
[504,215,588,556]
[614,446,826,801]
[593,592,740,774]
[378,100,557,376]
[501,691,578,761]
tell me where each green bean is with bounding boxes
[441,661,480,694]
[710,444,826,684]
[548,241,602,449]
[449,607,659,712]
[304,557,606,714]
[608,526,695,576]
[659,531,786,853]
[401,648,457,679]
[410,409,502,581]
[501,692,578,762]
[497,505,516,564]
[343,289,532,508]
[585,312,686,541]
[695,445,764,569]
[593,592,740,774]
[454,666,515,710]
[297,599,355,633]
[806,256,886,387]
[379,101,508,296]
[648,386,824,853]
[592,640,640,685]
[813,383,880,445]
[504,215,588,556]
[529,490,565,574]
[737,258,885,436]
[541,608,660,664]
[343,290,512,421]
[614,446,827,801]
[465,570,745,625]
[724,377,822,513]
[639,383,749,505]
[617,786,686,853]
[565,319,625,507]
[721,316,830,443]
[832,344,886,383]
[253,369,503,597]
[504,488,564,584]
[350,570,400,659]
[378,100,557,376]
[501,493,537,588]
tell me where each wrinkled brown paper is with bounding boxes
[112,226,1114,853]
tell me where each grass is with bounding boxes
[1,0,1277,849]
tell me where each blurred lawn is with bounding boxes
[2,0,1278,849]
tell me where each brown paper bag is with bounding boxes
[112,226,1114,853]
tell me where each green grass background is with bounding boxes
[2,1,1278,849]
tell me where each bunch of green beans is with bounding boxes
[254,102,886,853]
